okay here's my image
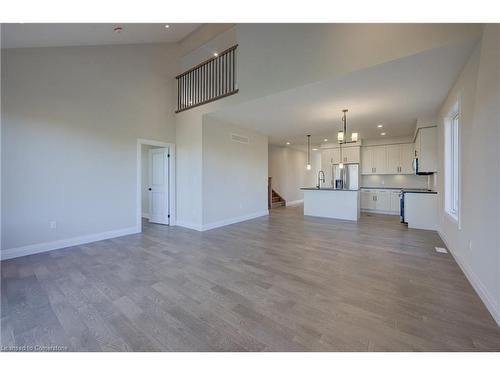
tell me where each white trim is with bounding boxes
[438,230,500,326]
[286,199,304,206]
[141,213,150,219]
[202,210,269,231]
[361,209,399,216]
[176,221,204,231]
[177,210,269,232]
[1,226,139,261]
[136,139,176,232]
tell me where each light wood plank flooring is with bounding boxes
[2,205,500,351]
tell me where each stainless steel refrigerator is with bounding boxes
[332,163,359,190]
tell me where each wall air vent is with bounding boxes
[231,133,249,144]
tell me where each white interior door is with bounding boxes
[148,147,170,225]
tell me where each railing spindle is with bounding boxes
[175,45,238,112]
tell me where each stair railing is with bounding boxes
[176,45,238,113]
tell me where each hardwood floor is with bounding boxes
[2,205,500,351]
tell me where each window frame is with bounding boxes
[444,100,460,226]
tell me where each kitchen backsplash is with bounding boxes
[361,174,432,189]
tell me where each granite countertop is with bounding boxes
[360,187,403,190]
[301,187,359,192]
[361,187,437,194]
[401,189,437,194]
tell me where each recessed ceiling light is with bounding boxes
[377,124,383,128]
[323,138,328,142]
[164,24,170,29]
[381,132,386,136]
[312,148,318,151]
[286,142,291,145]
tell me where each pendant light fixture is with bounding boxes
[339,143,344,169]
[337,109,358,144]
[306,135,312,170]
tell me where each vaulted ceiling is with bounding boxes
[210,37,478,147]
[1,23,201,48]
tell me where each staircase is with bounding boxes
[271,190,286,208]
[268,177,286,209]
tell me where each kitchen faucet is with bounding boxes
[317,170,325,189]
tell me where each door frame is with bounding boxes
[136,138,176,232]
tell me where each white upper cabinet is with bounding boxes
[385,143,414,174]
[321,146,359,166]
[340,146,360,164]
[362,146,387,174]
[399,143,414,174]
[386,144,401,174]
[372,147,388,174]
[361,147,374,175]
[331,148,342,164]
[414,127,437,173]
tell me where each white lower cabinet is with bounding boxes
[360,189,400,215]
[389,191,400,212]
[360,190,376,210]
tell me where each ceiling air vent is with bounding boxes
[231,133,249,144]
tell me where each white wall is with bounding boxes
[1,43,179,253]
[361,174,430,189]
[437,25,500,325]
[202,116,268,228]
[174,24,482,228]
[268,145,319,203]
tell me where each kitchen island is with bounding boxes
[301,188,360,221]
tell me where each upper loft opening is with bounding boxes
[175,44,239,112]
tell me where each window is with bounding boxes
[444,102,460,222]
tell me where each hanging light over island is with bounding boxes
[337,109,358,143]
[306,134,312,170]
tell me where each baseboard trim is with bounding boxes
[1,226,140,261]
[141,213,150,219]
[202,210,269,231]
[438,229,500,326]
[286,199,303,206]
[361,209,399,216]
[175,221,203,231]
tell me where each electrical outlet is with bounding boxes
[49,220,57,229]
[468,240,472,251]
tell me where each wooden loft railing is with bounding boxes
[175,44,238,113]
